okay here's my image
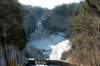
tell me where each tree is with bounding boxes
[0,0,26,66]
[70,1,100,66]
[43,3,80,35]
[86,0,100,17]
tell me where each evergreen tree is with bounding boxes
[0,0,26,66]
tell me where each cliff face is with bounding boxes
[0,0,26,50]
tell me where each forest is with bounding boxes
[0,0,100,66]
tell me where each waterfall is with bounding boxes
[49,39,71,60]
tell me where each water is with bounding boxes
[25,12,72,60]
[49,39,71,60]
[25,33,71,59]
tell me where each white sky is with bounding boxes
[18,0,83,9]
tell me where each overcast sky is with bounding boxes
[18,0,83,9]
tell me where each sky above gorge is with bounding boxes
[18,0,83,9]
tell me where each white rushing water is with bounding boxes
[49,39,71,60]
